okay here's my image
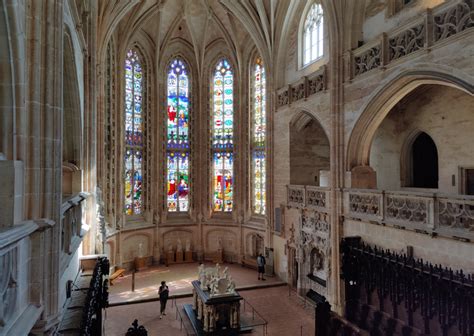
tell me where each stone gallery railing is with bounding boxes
[277,66,327,108]
[60,193,88,270]
[287,185,330,213]
[345,189,474,241]
[347,0,474,79]
[0,219,52,335]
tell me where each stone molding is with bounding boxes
[276,65,327,108]
[344,188,474,242]
[347,0,474,80]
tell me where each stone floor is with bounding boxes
[109,262,283,304]
[105,286,315,336]
[106,263,315,335]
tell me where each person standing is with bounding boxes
[158,281,169,319]
[257,253,266,280]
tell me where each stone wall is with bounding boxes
[290,119,330,186]
[370,85,474,192]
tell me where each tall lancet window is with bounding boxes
[166,58,190,212]
[211,59,234,212]
[124,49,144,215]
[252,57,266,215]
[303,3,324,65]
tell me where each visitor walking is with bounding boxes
[257,253,266,280]
[158,281,169,319]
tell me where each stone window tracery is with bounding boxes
[252,57,266,215]
[166,58,190,212]
[211,59,234,212]
[303,3,324,66]
[124,48,145,215]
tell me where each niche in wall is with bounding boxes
[290,112,330,186]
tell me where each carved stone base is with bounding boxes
[185,251,193,262]
[176,251,184,263]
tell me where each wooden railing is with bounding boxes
[346,0,474,79]
[344,189,474,241]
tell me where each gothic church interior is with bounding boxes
[1,0,473,335]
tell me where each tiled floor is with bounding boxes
[105,287,315,336]
[109,262,283,304]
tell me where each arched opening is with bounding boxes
[62,32,82,196]
[246,233,264,258]
[411,132,438,188]
[369,84,473,192]
[290,112,330,186]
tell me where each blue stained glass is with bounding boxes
[124,49,144,215]
[166,58,190,212]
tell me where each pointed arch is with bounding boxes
[211,57,235,213]
[123,47,146,215]
[301,2,325,66]
[165,57,191,212]
[251,55,266,215]
[346,69,474,171]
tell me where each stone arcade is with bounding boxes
[0,0,473,335]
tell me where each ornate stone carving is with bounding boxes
[277,89,289,107]
[287,185,305,207]
[0,249,17,327]
[306,188,326,209]
[438,199,474,231]
[291,82,305,102]
[434,1,474,43]
[308,73,325,95]
[349,193,381,216]
[389,24,425,61]
[385,195,428,224]
[354,46,381,76]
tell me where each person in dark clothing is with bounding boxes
[257,253,266,280]
[158,281,169,319]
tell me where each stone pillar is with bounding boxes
[350,165,377,189]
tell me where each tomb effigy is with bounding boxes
[184,264,242,334]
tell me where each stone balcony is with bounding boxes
[344,189,474,242]
[286,185,474,242]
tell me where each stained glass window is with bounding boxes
[253,57,266,215]
[124,49,144,215]
[303,3,324,66]
[212,59,234,212]
[167,58,190,212]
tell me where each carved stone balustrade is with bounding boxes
[384,191,434,230]
[276,66,327,108]
[347,0,474,79]
[437,194,474,240]
[60,192,88,271]
[0,220,48,335]
[346,189,383,222]
[353,40,382,77]
[344,189,474,242]
[287,185,305,208]
[306,186,330,213]
[287,185,331,212]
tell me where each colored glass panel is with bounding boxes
[167,152,189,212]
[213,152,233,212]
[212,59,233,212]
[167,59,190,212]
[124,49,144,215]
[253,58,266,214]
